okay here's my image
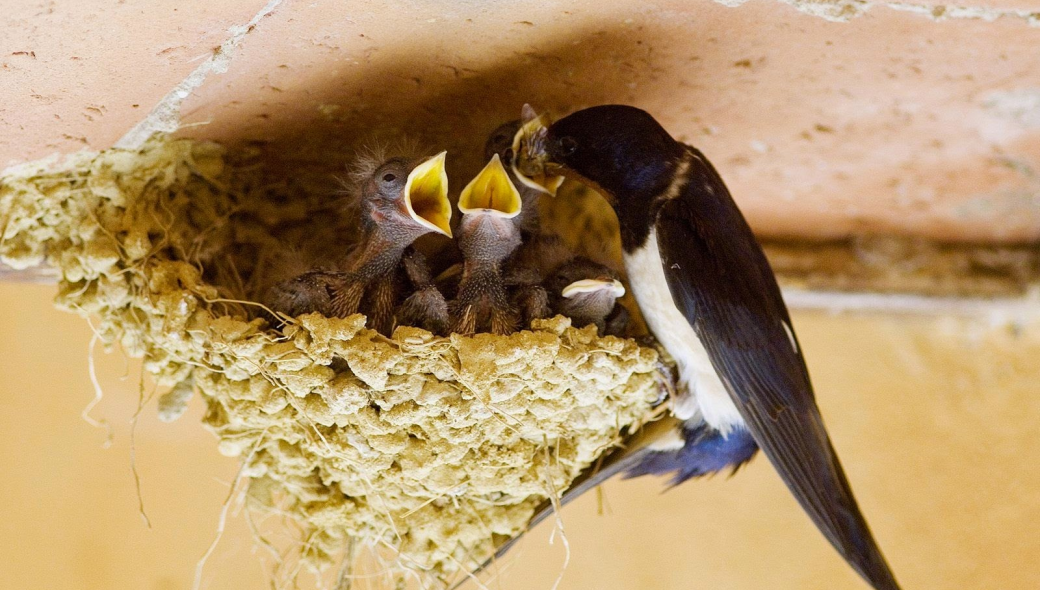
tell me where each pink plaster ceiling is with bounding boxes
[0,0,266,163]
[3,0,1039,242]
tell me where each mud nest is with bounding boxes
[0,137,662,585]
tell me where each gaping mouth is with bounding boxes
[458,154,522,219]
[562,278,626,299]
[404,151,452,237]
[510,105,565,196]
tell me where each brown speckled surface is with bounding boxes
[3,1,1039,242]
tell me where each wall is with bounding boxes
[2,282,1037,589]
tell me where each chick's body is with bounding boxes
[448,154,526,335]
[397,247,449,335]
[263,269,341,318]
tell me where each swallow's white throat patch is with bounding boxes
[624,229,744,431]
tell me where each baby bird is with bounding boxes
[265,152,452,335]
[448,155,523,335]
[547,257,629,336]
[485,116,569,326]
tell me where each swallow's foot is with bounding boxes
[627,333,677,406]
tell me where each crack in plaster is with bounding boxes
[884,2,1040,26]
[716,0,1040,25]
[115,0,284,149]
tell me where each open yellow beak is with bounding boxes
[511,107,565,196]
[562,279,626,299]
[458,154,522,219]
[404,151,452,237]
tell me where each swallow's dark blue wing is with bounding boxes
[653,147,901,590]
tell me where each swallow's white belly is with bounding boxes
[624,229,744,431]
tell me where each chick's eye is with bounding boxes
[382,173,397,182]
[558,136,578,156]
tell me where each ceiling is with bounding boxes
[3,0,1039,242]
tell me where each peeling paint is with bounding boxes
[780,0,871,22]
[115,0,284,149]
[717,0,1040,25]
[984,89,1040,129]
[886,2,1040,26]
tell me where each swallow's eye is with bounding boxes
[382,173,397,182]
[558,136,579,156]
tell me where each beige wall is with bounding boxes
[3,282,1037,589]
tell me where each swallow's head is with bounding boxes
[518,105,684,209]
[561,277,626,301]
[548,258,626,329]
[361,151,452,239]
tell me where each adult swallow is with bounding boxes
[265,153,452,336]
[500,105,902,590]
[448,154,524,335]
